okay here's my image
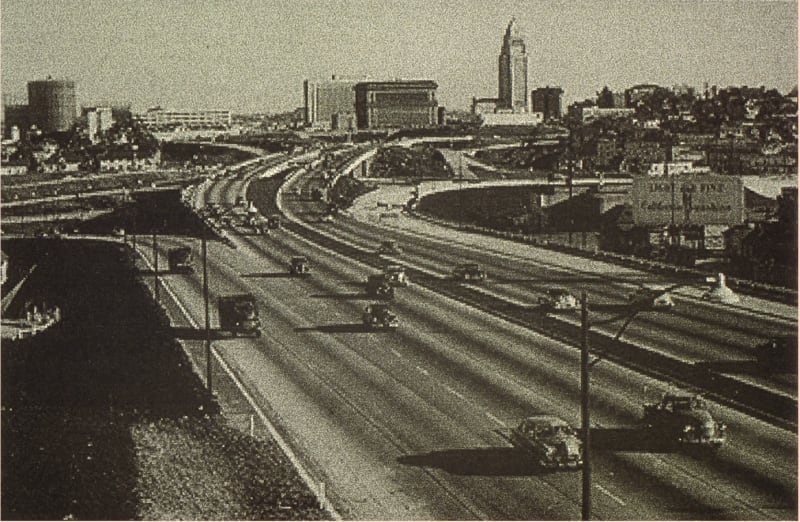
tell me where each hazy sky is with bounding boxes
[2,0,797,113]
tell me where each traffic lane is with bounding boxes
[223,236,663,520]
[231,230,796,519]
[321,217,795,367]
[148,236,481,520]
[328,209,796,323]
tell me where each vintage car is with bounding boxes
[755,335,798,373]
[362,303,399,329]
[377,240,403,255]
[452,263,487,282]
[268,214,282,229]
[642,394,727,448]
[384,264,410,287]
[320,213,335,223]
[510,416,583,469]
[539,288,579,311]
[628,285,675,310]
[289,256,311,276]
[366,274,395,300]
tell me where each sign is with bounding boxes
[632,175,744,226]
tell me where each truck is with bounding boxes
[362,303,399,329]
[218,294,261,337]
[167,247,194,273]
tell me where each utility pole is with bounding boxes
[202,231,212,394]
[581,290,591,521]
[152,232,159,302]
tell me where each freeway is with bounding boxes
[155,162,797,519]
[283,169,798,414]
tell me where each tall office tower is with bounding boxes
[304,76,357,130]
[498,18,528,112]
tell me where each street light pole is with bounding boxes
[581,290,591,521]
[202,231,212,394]
[152,232,159,302]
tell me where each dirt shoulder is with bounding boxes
[1,238,329,520]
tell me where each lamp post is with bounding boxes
[202,230,212,394]
[581,290,591,520]
[152,231,159,302]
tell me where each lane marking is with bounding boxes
[444,386,465,400]
[485,412,506,427]
[595,484,626,506]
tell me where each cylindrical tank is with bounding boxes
[27,79,77,133]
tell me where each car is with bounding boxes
[377,240,402,255]
[289,256,310,276]
[320,214,335,223]
[509,416,583,469]
[384,264,409,287]
[755,335,798,373]
[268,214,282,229]
[539,288,578,310]
[366,274,395,300]
[642,394,727,449]
[628,285,675,310]
[362,303,399,329]
[452,263,487,282]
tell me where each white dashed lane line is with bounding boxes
[596,484,626,506]
[485,412,506,427]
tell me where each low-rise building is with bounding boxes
[646,161,711,176]
[136,107,232,130]
[581,107,635,122]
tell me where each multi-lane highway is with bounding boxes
[150,155,796,519]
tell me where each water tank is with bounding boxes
[27,79,77,133]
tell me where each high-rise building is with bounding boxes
[27,78,77,133]
[498,18,528,112]
[83,107,114,143]
[531,87,563,122]
[354,80,439,129]
[304,76,357,130]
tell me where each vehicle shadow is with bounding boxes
[397,447,547,476]
[295,323,375,334]
[239,272,295,278]
[171,326,231,341]
[590,427,676,452]
[309,293,368,300]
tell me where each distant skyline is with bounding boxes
[2,0,797,113]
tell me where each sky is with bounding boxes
[1,0,797,113]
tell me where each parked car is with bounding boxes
[628,285,675,310]
[362,303,399,329]
[452,263,487,282]
[289,256,310,276]
[755,335,798,373]
[510,416,583,469]
[384,264,409,287]
[539,288,578,311]
[377,240,402,255]
[320,214,335,223]
[642,394,727,449]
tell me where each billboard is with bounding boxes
[632,175,744,226]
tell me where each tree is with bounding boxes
[596,86,615,108]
